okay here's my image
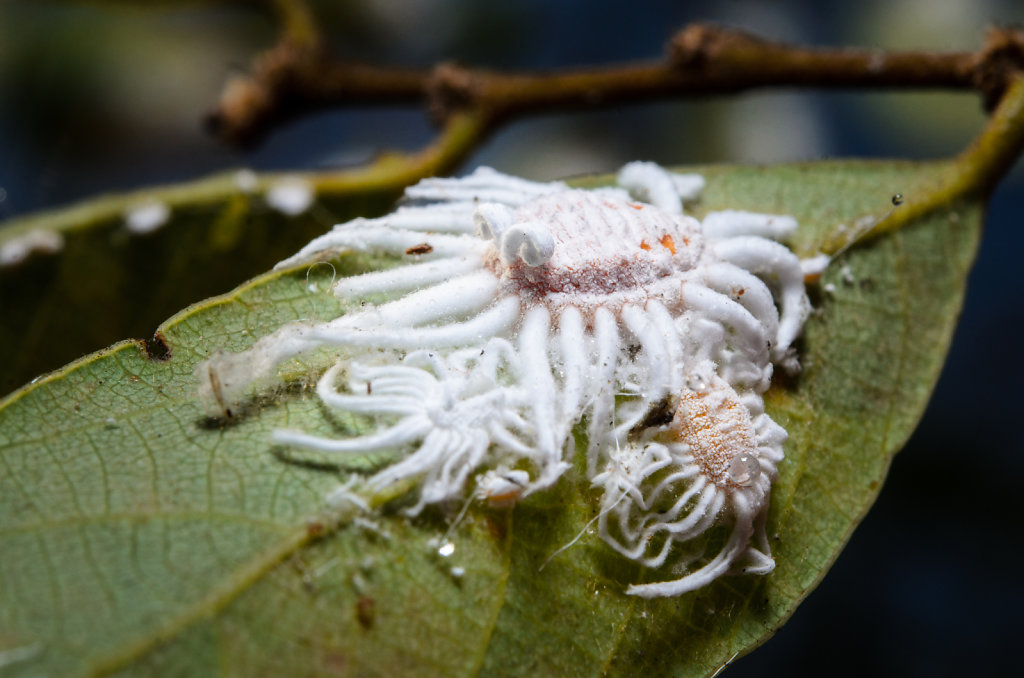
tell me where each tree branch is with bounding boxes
[206,0,429,146]
[209,21,1024,148]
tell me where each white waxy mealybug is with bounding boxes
[595,361,784,598]
[198,161,816,597]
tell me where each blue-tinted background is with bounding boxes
[1,1,1021,675]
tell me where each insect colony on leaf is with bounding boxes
[199,161,817,597]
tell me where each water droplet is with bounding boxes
[891,193,904,206]
[727,453,760,486]
[438,542,455,557]
[686,374,709,393]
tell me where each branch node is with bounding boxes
[427,62,482,122]
[972,26,1024,110]
[669,23,769,70]
[206,40,324,147]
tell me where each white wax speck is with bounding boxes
[126,201,171,234]
[0,239,29,267]
[0,229,64,267]
[235,169,259,193]
[267,178,314,215]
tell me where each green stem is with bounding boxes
[819,74,1024,256]
[0,112,487,242]
[270,0,321,48]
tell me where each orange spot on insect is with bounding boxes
[639,240,652,251]
[659,234,676,254]
[629,203,645,210]
[804,272,823,284]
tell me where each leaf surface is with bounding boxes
[0,171,403,395]
[0,160,980,677]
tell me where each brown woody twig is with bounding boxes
[209,21,1024,149]
[206,10,1024,249]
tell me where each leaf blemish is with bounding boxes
[139,332,172,362]
[306,521,325,538]
[356,596,376,629]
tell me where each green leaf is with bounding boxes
[0,170,404,396]
[0,160,979,677]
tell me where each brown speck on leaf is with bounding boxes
[356,596,376,629]
[405,243,434,255]
[321,650,348,675]
[208,365,230,418]
[306,521,325,538]
[485,514,507,541]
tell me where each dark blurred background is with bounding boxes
[1,1,1022,675]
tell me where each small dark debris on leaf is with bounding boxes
[484,514,507,541]
[629,394,678,438]
[307,521,325,539]
[356,596,376,629]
